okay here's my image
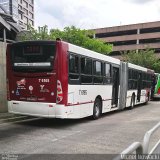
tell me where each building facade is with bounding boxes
[93,21,160,58]
[0,0,34,29]
[18,0,34,29]
[0,0,18,21]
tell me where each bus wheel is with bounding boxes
[93,98,102,120]
[129,95,135,110]
[145,93,150,104]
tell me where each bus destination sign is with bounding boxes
[23,46,41,55]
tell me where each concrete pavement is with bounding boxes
[0,101,159,154]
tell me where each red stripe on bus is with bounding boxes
[66,99,113,106]
[66,101,94,106]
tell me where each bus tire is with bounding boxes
[129,95,135,110]
[92,98,102,120]
[145,93,150,104]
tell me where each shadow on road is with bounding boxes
[0,101,150,129]
[151,98,160,101]
[0,117,91,140]
[16,117,91,128]
[16,103,145,128]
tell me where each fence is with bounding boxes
[114,122,160,160]
[0,42,7,112]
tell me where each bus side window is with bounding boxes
[93,61,103,84]
[81,57,92,84]
[128,69,132,90]
[69,54,80,81]
[104,63,111,84]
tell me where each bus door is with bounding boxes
[112,67,119,107]
[137,72,142,102]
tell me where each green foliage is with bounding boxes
[17,25,112,54]
[50,26,112,54]
[17,25,50,41]
[122,49,160,73]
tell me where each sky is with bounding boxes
[34,0,160,30]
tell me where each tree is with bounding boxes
[17,25,112,55]
[17,25,50,41]
[122,49,160,73]
[50,26,112,54]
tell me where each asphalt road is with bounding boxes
[0,101,160,159]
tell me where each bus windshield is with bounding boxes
[11,43,56,72]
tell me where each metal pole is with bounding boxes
[143,122,160,154]
[3,28,6,42]
[136,28,140,53]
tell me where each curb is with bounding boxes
[0,113,21,119]
[0,113,31,124]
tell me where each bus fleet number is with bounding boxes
[39,79,50,83]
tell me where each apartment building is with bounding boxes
[0,0,18,20]
[18,0,34,29]
[93,21,160,58]
[0,0,34,29]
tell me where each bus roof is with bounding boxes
[11,40,56,46]
[128,63,154,73]
[68,43,120,65]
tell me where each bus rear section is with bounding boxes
[125,63,154,108]
[7,40,69,118]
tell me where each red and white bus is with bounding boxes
[6,40,154,119]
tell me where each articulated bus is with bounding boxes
[6,40,154,119]
[153,73,160,98]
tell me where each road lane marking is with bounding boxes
[51,131,82,143]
